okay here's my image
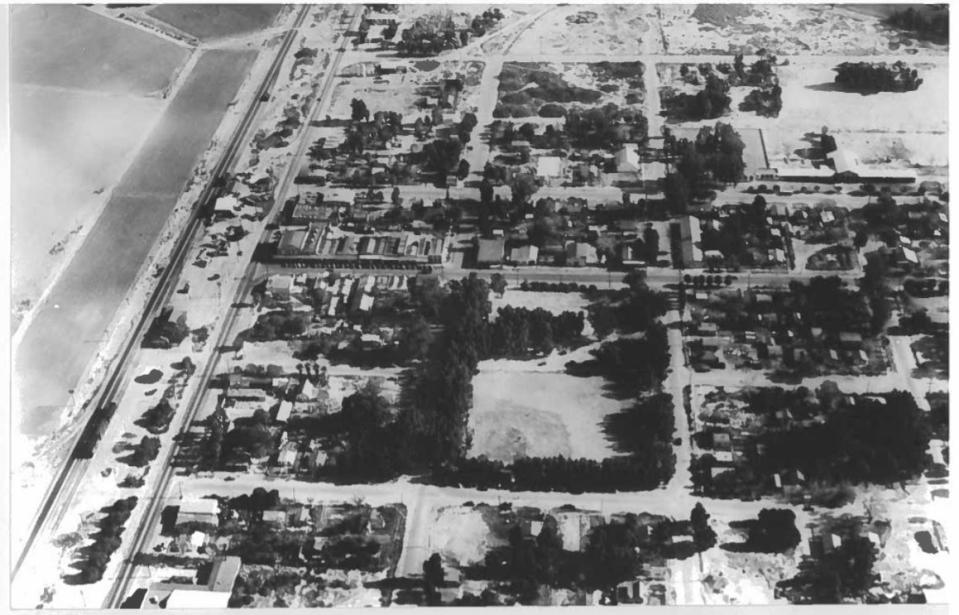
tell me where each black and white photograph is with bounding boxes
[6,1,951,610]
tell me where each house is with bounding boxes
[277,443,298,467]
[163,590,231,609]
[262,510,287,527]
[475,238,506,267]
[676,216,703,267]
[565,241,599,266]
[614,144,641,173]
[509,244,539,265]
[267,274,295,301]
[274,400,294,423]
[190,531,206,550]
[141,556,241,609]
[536,156,564,180]
[213,195,240,218]
[838,332,863,349]
[176,498,220,526]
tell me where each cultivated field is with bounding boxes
[10,85,165,309]
[15,49,257,425]
[468,369,624,463]
[146,4,284,40]
[11,5,190,96]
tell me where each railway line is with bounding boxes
[102,6,364,607]
[11,4,310,585]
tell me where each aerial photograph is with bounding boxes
[7,2,950,609]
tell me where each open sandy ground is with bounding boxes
[469,367,624,463]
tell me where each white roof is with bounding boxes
[536,156,563,178]
[829,149,861,175]
[615,144,641,169]
[267,274,295,291]
[901,247,919,263]
[359,294,375,311]
[179,498,219,516]
[190,531,206,548]
[166,590,230,609]
[275,400,294,423]
[214,195,240,212]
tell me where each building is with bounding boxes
[614,143,641,173]
[274,400,294,423]
[536,156,564,181]
[266,274,295,301]
[176,498,220,526]
[565,241,599,266]
[509,244,539,265]
[475,237,506,267]
[676,216,703,268]
[141,556,241,609]
[262,510,287,527]
[213,195,240,218]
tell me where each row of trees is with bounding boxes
[65,497,138,585]
[565,325,670,397]
[834,61,922,93]
[885,7,948,43]
[663,122,747,214]
[488,306,586,359]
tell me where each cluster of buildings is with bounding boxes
[275,223,446,268]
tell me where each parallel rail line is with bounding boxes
[11,4,310,584]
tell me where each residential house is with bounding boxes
[176,498,220,526]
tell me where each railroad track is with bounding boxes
[102,5,363,607]
[11,4,310,585]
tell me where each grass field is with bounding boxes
[15,49,257,426]
[146,4,283,40]
[469,370,624,463]
[11,4,190,96]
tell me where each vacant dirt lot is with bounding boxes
[658,4,948,56]
[508,4,661,56]
[469,369,624,463]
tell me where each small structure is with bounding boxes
[565,241,599,266]
[262,510,287,527]
[509,244,539,265]
[536,156,564,179]
[176,498,220,526]
[614,143,641,173]
[266,274,295,301]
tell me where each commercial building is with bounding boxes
[273,225,445,268]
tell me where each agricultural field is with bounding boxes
[11,5,191,96]
[146,4,285,41]
[10,86,165,312]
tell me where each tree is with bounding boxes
[350,98,369,122]
[397,313,434,360]
[456,159,471,180]
[423,553,445,605]
[490,273,507,296]
[745,509,802,553]
[510,173,539,205]
[691,502,717,551]
[479,178,494,205]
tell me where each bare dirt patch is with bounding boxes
[469,370,625,463]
